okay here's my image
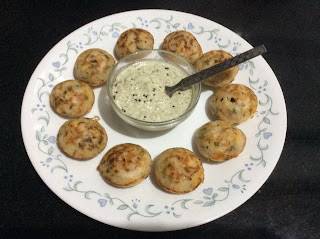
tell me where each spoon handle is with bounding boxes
[165,45,267,96]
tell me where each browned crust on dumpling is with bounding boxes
[49,80,94,118]
[195,120,246,162]
[195,50,239,88]
[161,31,203,64]
[114,28,154,59]
[209,84,258,124]
[74,48,115,87]
[97,143,151,188]
[154,148,204,194]
[57,118,107,160]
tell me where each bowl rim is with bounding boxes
[106,49,201,127]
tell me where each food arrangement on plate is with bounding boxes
[49,28,258,194]
[21,10,287,231]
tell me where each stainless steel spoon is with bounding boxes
[165,45,267,97]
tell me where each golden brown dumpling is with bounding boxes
[209,84,258,124]
[114,28,154,59]
[74,48,115,87]
[195,120,246,162]
[49,80,94,118]
[154,148,204,194]
[195,50,239,88]
[161,31,203,64]
[57,118,107,160]
[97,143,151,188]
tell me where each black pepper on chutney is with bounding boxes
[111,60,192,122]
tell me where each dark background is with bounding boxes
[1,1,320,238]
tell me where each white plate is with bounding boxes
[21,9,287,231]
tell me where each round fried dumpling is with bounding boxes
[154,148,204,194]
[161,31,203,64]
[195,50,239,88]
[49,80,94,118]
[57,118,107,160]
[209,84,258,124]
[195,120,246,162]
[97,143,151,188]
[74,48,115,87]
[114,28,154,59]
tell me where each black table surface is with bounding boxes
[1,1,320,238]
